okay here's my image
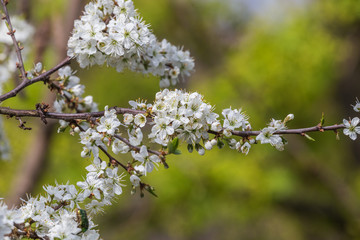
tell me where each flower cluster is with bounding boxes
[0,16,34,92]
[0,201,22,238]
[149,89,219,148]
[80,106,124,158]
[54,66,98,113]
[77,158,125,215]
[0,157,127,239]
[0,183,101,239]
[123,89,254,156]
[67,0,194,87]
[53,66,99,133]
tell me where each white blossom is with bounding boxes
[343,117,360,140]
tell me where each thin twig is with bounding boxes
[114,134,163,156]
[230,125,345,137]
[98,145,128,171]
[75,121,130,171]
[0,106,145,120]
[0,57,72,103]
[0,106,346,138]
[1,0,27,81]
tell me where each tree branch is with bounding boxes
[230,124,344,137]
[0,106,346,139]
[0,57,72,103]
[114,134,163,156]
[0,106,144,120]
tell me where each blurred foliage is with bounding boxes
[1,0,360,240]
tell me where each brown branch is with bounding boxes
[0,106,145,120]
[0,0,27,81]
[75,122,129,171]
[230,124,345,137]
[0,106,346,138]
[0,57,72,103]
[98,145,129,171]
[114,134,163,156]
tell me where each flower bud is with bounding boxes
[210,138,217,146]
[211,121,222,132]
[204,141,213,150]
[223,128,232,138]
[284,114,294,123]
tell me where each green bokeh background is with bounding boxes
[1,0,360,239]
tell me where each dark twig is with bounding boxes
[114,134,163,156]
[230,124,345,137]
[16,117,32,130]
[0,106,145,120]
[0,57,72,103]
[74,122,129,171]
[98,145,128,171]
[0,106,347,138]
[0,0,27,81]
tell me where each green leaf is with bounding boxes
[304,133,315,141]
[168,137,179,154]
[187,144,193,153]
[320,112,325,126]
[217,139,225,149]
[144,185,158,198]
[173,149,182,155]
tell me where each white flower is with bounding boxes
[269,119,286,130]
[131,146,160,175]
[112,138,130,154]
[128,128,143,146]
[48,210,81,239]
[134,114,147,127]
[130,175,141,187]
[222,108,249,131]
[343,117,360,140]
[85,200,105,216]
[105,168,125,195]
[240,142,251,155]
[223,128,232,138]
[353,99,360,112]
[123,113,134,125]
[131,145,148,162]
[204,141,213,150]
[256,127,282,147]
[97,106,121,135]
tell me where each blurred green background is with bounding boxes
[1,0,360,239]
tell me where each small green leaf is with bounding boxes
[168,137,179,154]
[335,131,340,140]
[173,149,182,155]
[172,137,179,149]
[320,112,325,126]
[144,185,158,198]
[217,139,225,149]
[304,133,315,141]
[187,144,193,153]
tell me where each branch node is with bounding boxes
[35,103,50,124]
[15,117,32,130]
